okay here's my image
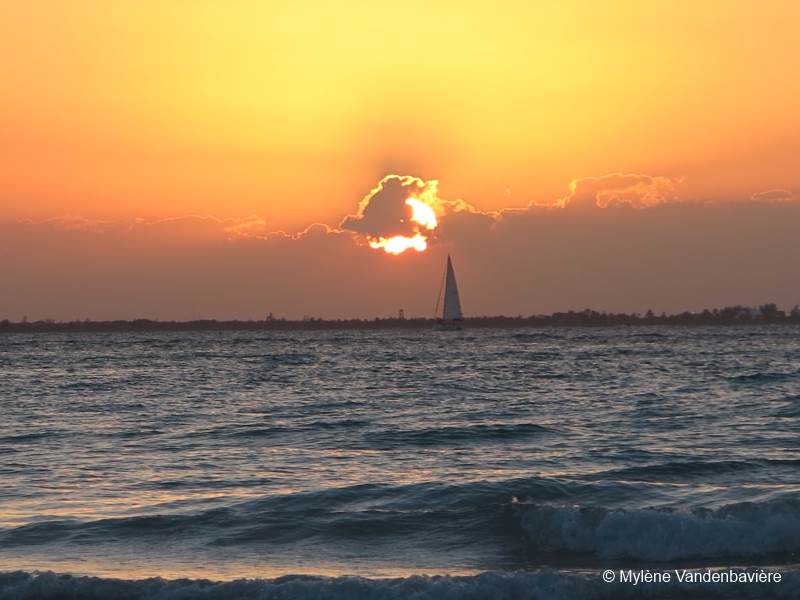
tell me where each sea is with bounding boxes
[1,326,799,599]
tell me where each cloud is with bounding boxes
[265,222,339,241]
[557,173,682,209]
[339,173,498,253]
[4,172,800,321]
[340,174,437,238]
[127,215,272,241]
[13,216,125,234]
[751,188,794,203]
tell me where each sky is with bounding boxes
[1,1,799,320]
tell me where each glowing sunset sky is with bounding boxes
[1,1,799,320]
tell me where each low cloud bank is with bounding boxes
[1,174,798,320]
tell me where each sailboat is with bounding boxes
[435,254,464,330]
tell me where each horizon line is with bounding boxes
[3,303,799,333]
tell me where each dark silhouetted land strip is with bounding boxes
[2,304,799,333]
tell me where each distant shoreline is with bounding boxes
[2,304,799,333]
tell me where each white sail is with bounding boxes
[442,255,463,321]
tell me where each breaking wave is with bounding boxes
[0,569,797,600]
[518,499,800,561]
[3,477,799,564]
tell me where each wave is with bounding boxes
[518,498,800,561]
[774,395,800,417]
[0,569,797,600]
[3,478,800,564]
[492,349,562,360]
[729,371,799,384]
[362,423,553,448]
[258,352,318,366]
[590,458,800,481]
[180,420,372,442]
[0,432,64,444]
[0,477,574,548]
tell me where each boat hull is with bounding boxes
[434,319,463,331]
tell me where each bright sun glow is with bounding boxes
[368,234,428,255]
[365,197,439,254]
[405,197,438,230]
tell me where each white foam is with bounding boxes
[0,570,595,600]
[1,568,798,600]
[520,500,800,560]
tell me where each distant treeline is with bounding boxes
[2,304,799,333]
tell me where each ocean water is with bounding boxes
[1,326,799,599]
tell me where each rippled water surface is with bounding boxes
[1,326,799,597]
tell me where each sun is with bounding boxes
[367,197,439,254]
[368,233,428,255]
[405,198,438,230]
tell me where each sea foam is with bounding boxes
[0,569,797,600]
[519,498,800,561]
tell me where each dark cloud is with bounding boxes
[340,174,433,238]
[3,174,800,321]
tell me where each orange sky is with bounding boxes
[2,1,799,229]
[2,2,800,320]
